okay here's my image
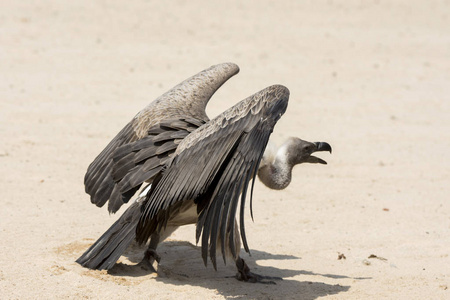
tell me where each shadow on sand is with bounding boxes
[106,241,365,299]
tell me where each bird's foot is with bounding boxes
[235,257,282,284]
[137,248,161,273]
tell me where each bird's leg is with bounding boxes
[228,220,281,284]
[235,256,282,284]
[138,233,160,272]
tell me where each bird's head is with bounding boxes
[280,137,332,166]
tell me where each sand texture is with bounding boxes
[1,1,449,299]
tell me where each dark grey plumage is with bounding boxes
[76,201,141,270]
[84,63,239,213]
[78,63,331,282]
[135,85,289,270]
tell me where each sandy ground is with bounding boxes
[1,0,449,299]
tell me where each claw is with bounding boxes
[137,248,160,272]
[145,249,161,263]
[235,257,282,284]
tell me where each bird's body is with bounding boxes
[77,63,331,282]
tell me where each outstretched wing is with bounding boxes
[106,118,205,213]
[136,85,290,270]
[84,63,239,213]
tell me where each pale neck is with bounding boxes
[257,147,294,190]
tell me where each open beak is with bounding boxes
[306,142,332,164]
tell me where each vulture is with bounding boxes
[77,63,331,283]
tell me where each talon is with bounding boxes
[137,258,157,272]
[235,257,282,284]
[138,248,160,272]
[145,249,161,263]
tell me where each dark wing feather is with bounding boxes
[84,122,138,208]
[105,118,205,213]
[84,63,240,212]
[136,85,290,269]
[85,119,204,213]
[76,201,141,270]
[206,122,272,269]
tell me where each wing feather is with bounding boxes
[105,119,205,213]
[136,85,290,268]
[84,63,239,212]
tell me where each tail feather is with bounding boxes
[76,201,141,270]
